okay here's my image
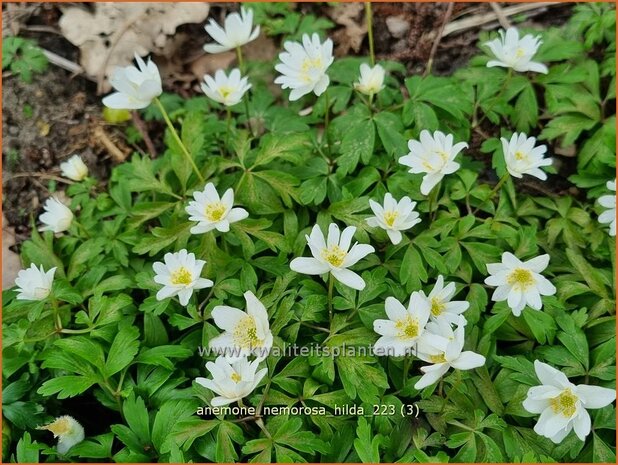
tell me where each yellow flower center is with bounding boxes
[430,297,446,317]
[300,57,323,83]
[233,316,263,349]
[205,202,226,222]
[383,210,399,227]
[41,417,71,437]
[507,268,535,291]
[430,353,447,364]
[515,47,525,58]
[230,372,242,383]
[321,245,347,268]
[171,267,193,285]
[514,150,528,161]
[395,316,419,340]
[218,86,233,99]
[550,389,578,418]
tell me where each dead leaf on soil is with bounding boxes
[58,2,210,92]
[328,3,367,56]
[2,216,21,290]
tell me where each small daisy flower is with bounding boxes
[366,193,421,245]
[598,179,616,237]
[39,197,73,233]
[186,183,249,234]
[196,356,267,407]
[523,361,615,443]
[153,249,213,306]
[209,291,273,362]
[201,69,251,107]
[14,264,56,301]
[485,27,548,74]
[373,294,449,357]
[203,7,260,54]
[38,415,85,455]
[414,323,485,390]
[274,33,334,101]
[102,53,162,110]
[354,63,385,96]
[484,252,556,316]
[60,155,88,181]
[501,133,552,180]
[290,223,374,291]
[399,130,468,196]
[419,275,469,326]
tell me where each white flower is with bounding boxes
[373,294,449,357]
[354,63,385,96]
[186,183,249,234]
[102,53,162,110]
[598,179,616,237]
[209,291,273,362]
[366,193,421,245]
[39,197,73,233]
[38,415,85,454]
[419,275,469,326]
[196,356,267,407]
[485,27,548,74]
[153,249,213,306]
[60,155,88,181]
[501,133,552,180]
[414,323,485,390]
[290,223,374,291]
[203,7,260,54]
[14,264,56,301]
[201,69,251,107]
[484,252,556,316]
[523,361,616,443]
[274,33,334,101]
[399,130,468,196]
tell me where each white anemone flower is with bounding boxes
[38,415,85,455]
[399,130,468,196]
[373,294,449,357]
[484,252,556,316]
[102,54,162,110]
[366,193,421,245]
[196,356,267,407]
[354,63,385,96]
[485,27,548,74]
[501,133,552,180]
[414,323,485,390]
[274,33,334,101]
[290,223,374,291]
[39,197,73,233]
[598,179,616,237]
[14,264,56,301]
[419,275,469,326]
[523,361,616,443]
[60,155,88,181]
[186,183,248,234]
[201,69,251,107]
[153,249,213,306]
[203,7,260,54]
[209,291,273,362]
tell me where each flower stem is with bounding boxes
[225,107,232,155]
[50,295,62,331]
[473,172,510,215]
[365,2,375,66]
[402,357,410,388]
[324,89,331,155]
[72,219,91,239]
[235,46,254,136]
[327,273,334,324]
[154,97,205,183]
[427,183,440,223]
[235,46,245,72]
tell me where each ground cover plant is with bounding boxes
[2,2,616,463]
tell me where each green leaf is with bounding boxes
[104,323,140,377]
[354,417,382,463]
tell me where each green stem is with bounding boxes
[474,68,513,128]
[235,46,245,72]
[72,219,91,239]
[427,183,440,223]
[327,273,334,324]
[60,327,94,334]
[365,2,375,66]
[324,89,331,155]
[154,97,205,183]
[473,173,510,215]
[50,296,62,331]
[225,107,232,155]
[402,358,410,388]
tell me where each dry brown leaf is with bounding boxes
[58,2,210,92]
[2,215,21,290]
[328,3,367,56]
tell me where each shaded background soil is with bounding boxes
[2,2,575,285]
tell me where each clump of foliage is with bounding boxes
[2,3,616,463]
[2,36,48,83]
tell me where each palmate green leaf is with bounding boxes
[104,323,140,377]
[132,222,192,256]
[354,417,383,463]
[335,356,388,404]
[215,420,244,462]
[37,375,97,399]
[122,394,151,446]
[15,432,42,463]
[338,117,375,176]
[373,111,407,156]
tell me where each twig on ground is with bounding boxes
[93,126,128,163]
[489,3,512,29]
[425,2,455,76]
[7,172,75,184]
[41,48,96,82]
[131,111,157,158]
